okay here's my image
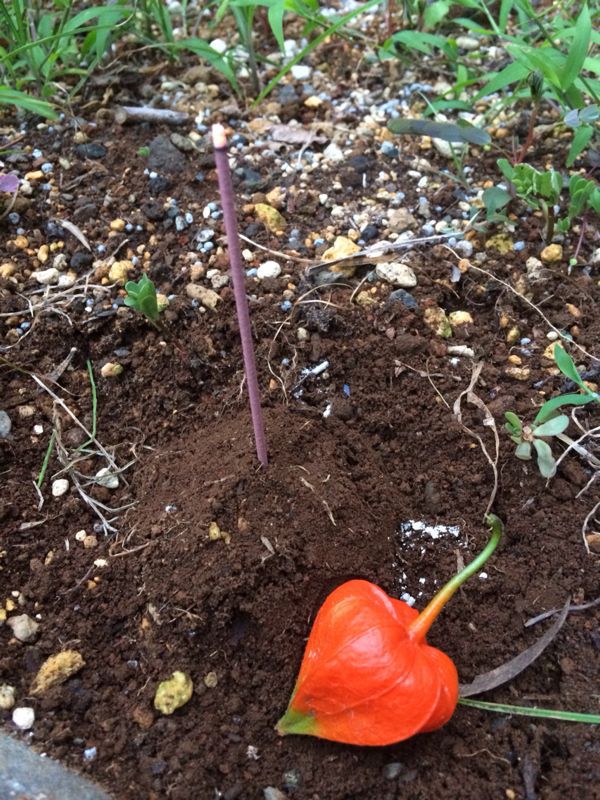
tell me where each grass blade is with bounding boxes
[459,697,600,724]
[561,3,591,91]
[36,430,57,489]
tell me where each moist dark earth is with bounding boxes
[1,41,600,800]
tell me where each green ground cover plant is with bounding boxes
[504,345,600,478]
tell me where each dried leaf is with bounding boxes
[270,124,326,146]
[57,218,91,251]
[460,599,569,696]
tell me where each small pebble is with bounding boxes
[540,243,563,264]
[282,769,302,791]
[290,64,311,80]
[0,410,11,439]
[456,239,473,257]
[33,267,59,285]
[52,478,70,498]
[75,142,107,159]
[12,707,35,730]
[83,747,97,761]
[380,141,399,158]
[95,467,119,489]
[7,614,39,643]
[203,672,218,689]
[0,685,16,711]
[387,288,417,309]
[257,260,281,279]
[383,762,404,780]
[375,262,417,288]
[264,790,286,800]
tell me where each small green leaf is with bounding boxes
[534,392,597,424]
[533,439,557,478]
[515,441,532,460]
[554,345,585,387]
[533,415,569,438]
[497,158,515,182]
[483,186,511,219]
[561,3,591,91]
[474,62,529,101]
[124,274,160,323]
[504,411,522,435]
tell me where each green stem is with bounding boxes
[36,429,56,489]
[409,514,503,642]
[459,697,600,724]
[77,359,97,452]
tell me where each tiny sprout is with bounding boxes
[137,146,150,157]
[124,274,160,325]
[528,71,544,102]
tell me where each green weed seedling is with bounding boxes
[124,274,161,327]
[504,345,600,478]
[497,159,563,241]
[564,104,599,167]
[556,173,600,234]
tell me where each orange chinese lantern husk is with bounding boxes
[276,580,458,746]
[277,515,502,746]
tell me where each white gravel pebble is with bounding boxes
[257,260,281,279]
[7,614,39,643]
[32,267,59,285]
[95,467,119,489]
[12,707,35,730]
[51,478,70,497]
[209,38,227,54]
[375,261,417,288]
[291,64,311,80]
[322,142,345,163]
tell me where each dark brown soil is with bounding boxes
[1,62,600,800]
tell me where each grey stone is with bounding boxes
[6,615,39,643]
[170,133,195,152]
[148,135,187,174]
[375,261,417,288]
[387,207,417,233]
[387,288,418,309]
[74,143,107,160]
[0,731,112,799]
[0,411,11,439]
[70,251,93,271]
[263,789,286,800]
[282,768,302,790]
[383,762,404,780]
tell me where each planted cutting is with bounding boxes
[277,515,502,745]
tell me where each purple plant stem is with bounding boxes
[212,124,268,467]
